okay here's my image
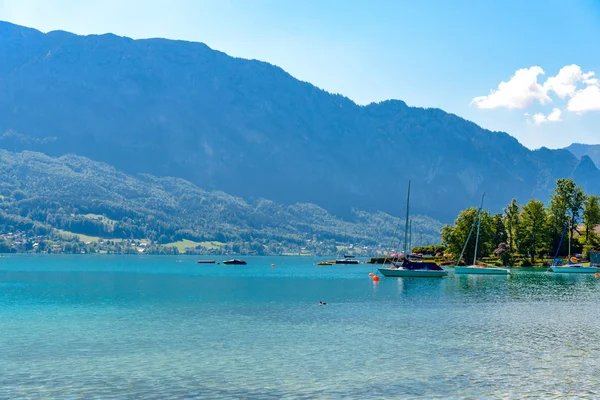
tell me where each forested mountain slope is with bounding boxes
[1,21,597,222]
[0,150,442,254]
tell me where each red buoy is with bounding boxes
[372,275,380,282]
[368,272,374,277]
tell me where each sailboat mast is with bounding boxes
[403,180,411,258]
[568,217,571,259]
[473,192,486,265]
[409,219,412,255]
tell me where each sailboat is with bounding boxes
[550,219,597,273]
[454,193,510,275]
[378,181,448,278]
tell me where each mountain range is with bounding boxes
[0,20,599,227]
[0,149,442,253]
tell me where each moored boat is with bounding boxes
[455,265,510,275]
[335,257,360,264]
[196,259,216,264]
[378,180,447,278]
[550,220,596,273]
[549,265,597,273]
[453,193,509,275]
[223,259,247,265]
[378,258,448,278]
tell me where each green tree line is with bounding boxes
[441,178,600,266]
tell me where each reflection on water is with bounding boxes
[1,256,600,398]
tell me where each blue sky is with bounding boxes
[1,0,599,149]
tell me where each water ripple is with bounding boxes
[1,257,600,398]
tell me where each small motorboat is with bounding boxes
[335,256,360,264]
[317,261,332,266]
[196,260,216,264]
[223,259,247,265]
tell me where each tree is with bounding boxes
[491,213,507,248]
[519,199,549,263]
[441,207,494,265]
[583,195,600,245]
[549,178,586,256]
[503,198,520,253]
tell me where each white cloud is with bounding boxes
[474,64,600,122]
[568,85,600,113]
[527,108,563,125]
[471,66,551,109]
[543,64,595,98]
[547,107,562,122]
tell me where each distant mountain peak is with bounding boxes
[564,143,600,170]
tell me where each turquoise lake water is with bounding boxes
[2,255,600,399]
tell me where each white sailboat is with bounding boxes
[551,264,597,273]
[378,181,448,278]
[454,193,510,275]
[550,219,597,273]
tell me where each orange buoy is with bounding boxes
[372,275,380,282]
[368,272,374,277]
[271,263,275,267]
[595,272,599,278]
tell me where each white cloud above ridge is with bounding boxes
[543,64,594,98]
[526,108,562,125]
[473,64,600,123]
[470,66,550,109]
[568,84,600,112]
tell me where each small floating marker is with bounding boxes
[368,272,374,277]
[271,263,275,267]
[595,272,599,278]
[372,275,380,282]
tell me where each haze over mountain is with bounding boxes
[1,21,599,223]
[565,143,600,169]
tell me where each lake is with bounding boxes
[1,255,599,399]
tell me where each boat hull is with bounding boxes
[378,268,448,278]
[223,259,247,265]
[550,266,597,273]
[455,266,510,275]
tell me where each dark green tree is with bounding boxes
[492,213,507,248]
[583,195,600,245]
[441,207,494,265]
[549,178,585,256]
[503,198,520,253]
[519,199,549,263]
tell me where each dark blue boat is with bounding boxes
[223,259,247,265]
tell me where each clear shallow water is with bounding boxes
[1,255,600,399]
